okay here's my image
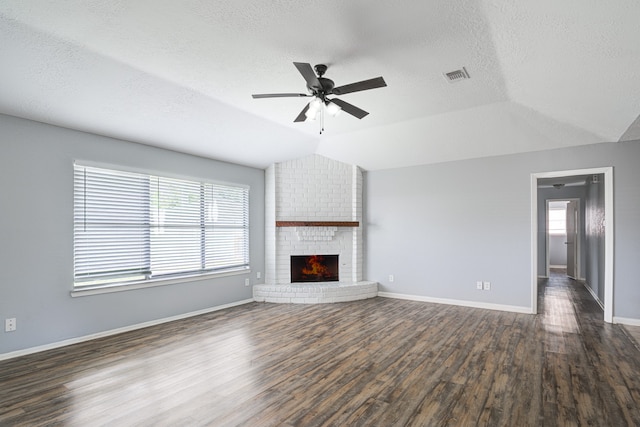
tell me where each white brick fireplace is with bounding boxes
[254,155,377,303]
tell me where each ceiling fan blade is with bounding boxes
[252,93,310,99]
[332,77,387,95]
[329,98,369,119]
[294,103,310,122]
[293,62,321,90]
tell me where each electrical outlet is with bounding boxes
[244,278,250,287]
[476,281,483,290]
[256,271,261,279]
[389,275,394,283]
[483,281,491,291]
[5,318,16,332]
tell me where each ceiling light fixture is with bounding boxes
[309,97,322,110]
[304,97,322,121]
[304,109,318,121]
[326,101,342,117]
[304,98,343,131]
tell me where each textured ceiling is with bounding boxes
[1,1,639,170]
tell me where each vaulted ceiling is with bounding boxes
[1,1,639,170]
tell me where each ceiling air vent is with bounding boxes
[443,67,470,83]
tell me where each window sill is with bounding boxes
[70,268,250,298]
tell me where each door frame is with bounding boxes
[531,167,614,322]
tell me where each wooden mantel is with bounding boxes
[276,221,359,227]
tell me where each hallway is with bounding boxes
[537,269,640,424]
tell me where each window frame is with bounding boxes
[72,161,250,297]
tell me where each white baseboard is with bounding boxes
[614,316,640,326]
[582,282,604,310]
[0,299,254,361]
[377,292,533,314]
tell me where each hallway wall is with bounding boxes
[585,174,606,303]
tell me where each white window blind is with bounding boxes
[74,164,249,288]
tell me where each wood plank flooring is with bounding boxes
[623,324,640,352]
[1,273,639,426]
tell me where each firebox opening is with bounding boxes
[291,255,339,283]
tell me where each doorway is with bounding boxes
[546,199,580,279]
[531,167,614,323]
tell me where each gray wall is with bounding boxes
[585,175,606,302]
[365,140,640,320]
[0,114,265,355]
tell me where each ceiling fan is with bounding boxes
[252,62,387,124]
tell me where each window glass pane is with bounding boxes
[548,208,566,235]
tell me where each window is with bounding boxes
[548,208,566,235]
[73,164,249,289]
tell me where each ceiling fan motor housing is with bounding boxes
[306,64,334,97]
[312,78,335,97]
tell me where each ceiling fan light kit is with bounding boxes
[252,62,387,133]
[304,101,319,120]
[309,97,323,110]
[326,101,342,116]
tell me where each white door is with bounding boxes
[565,200,579,279]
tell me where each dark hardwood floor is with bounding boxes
[1,273,639,426]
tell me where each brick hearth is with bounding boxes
[253,281,378,304]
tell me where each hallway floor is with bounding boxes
[537,269,640,424]
[624,324,640,351]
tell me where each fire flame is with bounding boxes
[301,255,331,277]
